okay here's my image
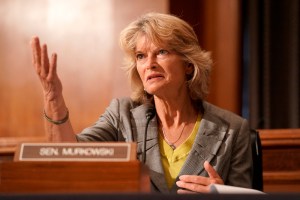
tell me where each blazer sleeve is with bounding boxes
[75,98,124,142]
[225,119,253,188]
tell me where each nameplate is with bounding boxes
[15,142,136,162]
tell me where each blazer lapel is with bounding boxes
[130,105,169,193]
[170,111,228,192]
[130,102,229,193]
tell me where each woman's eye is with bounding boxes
[136,54,144,60]
[158,49,168,55]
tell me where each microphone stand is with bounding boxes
[142,106,155,163]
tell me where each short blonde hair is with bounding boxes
[119,12,212,103]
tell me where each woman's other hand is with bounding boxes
[176,161,224,194]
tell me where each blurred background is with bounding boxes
[0,0,299,137]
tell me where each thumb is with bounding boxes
[204,161,221,179]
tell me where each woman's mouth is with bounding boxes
[146,73,164,81]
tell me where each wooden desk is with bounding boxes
[259,129,300,192]
[0,161,150,193]
[1,130,300,193]
[0,136,46,161]
[0,138,150,193]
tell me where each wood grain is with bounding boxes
[259,129,300,192]
[0,161,150,193]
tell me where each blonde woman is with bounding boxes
[31,12,252,193]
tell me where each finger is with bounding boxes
[41,44,50,78]
[30,36,41,72]
[176,180,210,193]
[48,53,57,80]
[204,161,221,179]
[179,175,209,185]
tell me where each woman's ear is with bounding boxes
[185,63,194,80]
[185,63,194,75]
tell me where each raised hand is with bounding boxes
[30,36,63,102]
[30,36,76,141]
[176,161,224,194]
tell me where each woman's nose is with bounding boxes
[145,56,157,70]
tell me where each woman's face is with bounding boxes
[135,35,193,99]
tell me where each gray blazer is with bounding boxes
[77,98,252,193]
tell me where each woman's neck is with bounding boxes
[154,95,198,128]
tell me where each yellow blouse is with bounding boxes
[158,114,201,189]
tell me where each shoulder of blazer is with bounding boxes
[202,101,246,126]
[112,97,140,110]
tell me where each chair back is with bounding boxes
[250,129,263,191]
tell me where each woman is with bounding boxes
[31,12,252,193]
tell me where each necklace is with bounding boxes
[161,123,186,150]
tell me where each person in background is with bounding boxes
[30,12,252,193]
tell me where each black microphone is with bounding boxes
[142,104,156,163]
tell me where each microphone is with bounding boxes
[142,104,156,163]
